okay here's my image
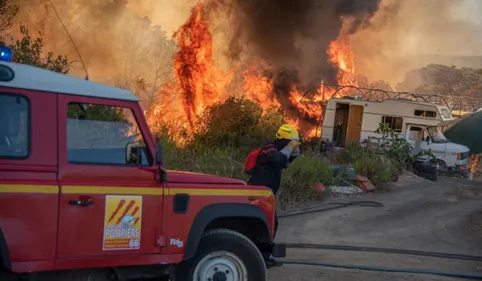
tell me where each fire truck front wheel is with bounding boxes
[173,228,267,281]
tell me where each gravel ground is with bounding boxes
[268,174,482,281]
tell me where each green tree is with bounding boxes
[396,64,482,98]
[2,21,126,122]
[5,24,73,74]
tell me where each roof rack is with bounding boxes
[301,84,482,114]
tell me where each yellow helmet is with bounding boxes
[276,124,300,140]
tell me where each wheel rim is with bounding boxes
[193,251,248,281]
[437,160,447,170]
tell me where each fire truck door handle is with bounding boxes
[69,199,94,206]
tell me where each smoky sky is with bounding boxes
[226,0,381,89]
[221,0,381,125]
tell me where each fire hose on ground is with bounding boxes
[275,200,482,280]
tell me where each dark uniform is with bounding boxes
[247,124,301,265]
[247,138,299,238]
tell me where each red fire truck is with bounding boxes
[0,57,283,280]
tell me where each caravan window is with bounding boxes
[381,116,403,133]
[414,110,436,118]
[440,108,452,119]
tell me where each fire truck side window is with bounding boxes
[0,93,29,159]
[66,102,152,166]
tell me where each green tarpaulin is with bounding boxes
[445,110,482,155]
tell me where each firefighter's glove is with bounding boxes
[293,145,301,156]
[287,140,301,150]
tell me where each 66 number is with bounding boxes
[129,239,140,248]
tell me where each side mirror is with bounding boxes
[77,103,88,119]
[126,142,143,165]
[156,140,167,183]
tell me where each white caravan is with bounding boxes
[321,97,470,170]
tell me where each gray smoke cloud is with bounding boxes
[351,0,482,86]
[10,0,481,92]
[220,0,381,124]
[227,0,381,87]
[10,0,179,91]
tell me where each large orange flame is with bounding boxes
[328,36,358,87]
[469,154,480,174]
[147,2,358,145]
[172,3,232,127]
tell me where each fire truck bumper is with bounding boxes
[272,243,287,258]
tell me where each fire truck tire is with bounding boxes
[0,229,11,273]
[173,228,267,281]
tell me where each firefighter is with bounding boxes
[247,123,301,265]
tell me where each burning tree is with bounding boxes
[148,0,382,145]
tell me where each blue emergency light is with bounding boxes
[0,46,13,62]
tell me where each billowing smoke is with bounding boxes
[8,0,182,95]
[221,0,381,125]
[9,0,481,88]
[227,0,381,86]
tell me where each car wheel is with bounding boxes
[173,228,267,281]
[436,159,448,170]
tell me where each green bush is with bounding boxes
[193,97,285,153]
[160,135,248,180]
[279,155,334,208]
[328,142,394,186]
[351,155,393,187]
[376,123,436,170]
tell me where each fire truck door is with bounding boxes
[56,96,163,258]
[0,89,59,266]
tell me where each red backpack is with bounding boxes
[244,144,275,175]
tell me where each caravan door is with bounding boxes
[345,105,364,145]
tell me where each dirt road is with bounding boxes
[269,174,482,280]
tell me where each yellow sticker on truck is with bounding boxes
[103,195,142,251]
